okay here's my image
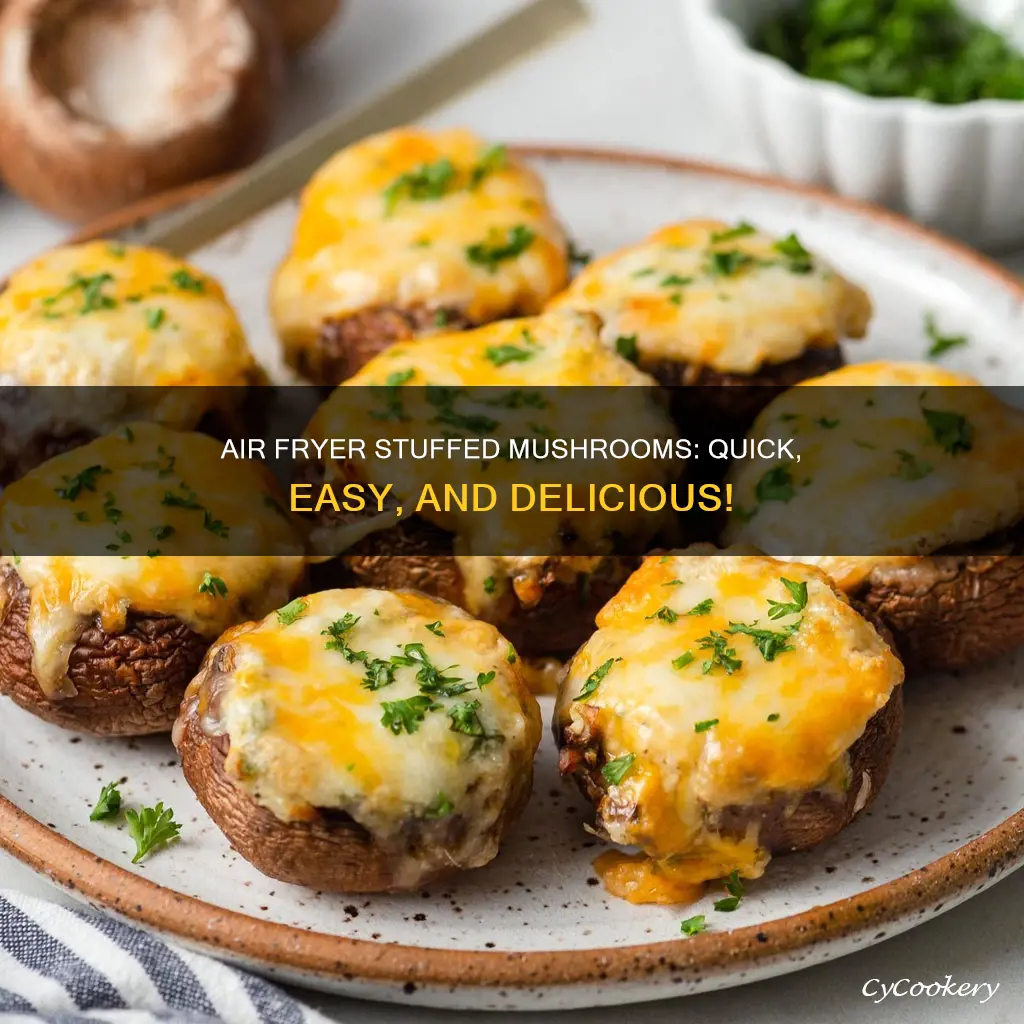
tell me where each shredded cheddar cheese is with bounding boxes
[546,219,872,374]
[0,423,306,697]
[557,553,903,894]
[271,127,569,365]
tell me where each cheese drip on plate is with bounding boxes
[0,422,306,697]
[556,553,903,900]
[546,219,871,374]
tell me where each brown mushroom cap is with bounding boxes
[262,0,342,52]
[0,0,284,221]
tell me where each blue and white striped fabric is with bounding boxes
[0,891,332,1024]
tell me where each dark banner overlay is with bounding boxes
[0,385,1020,557]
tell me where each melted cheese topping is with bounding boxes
[203,589,541,873]
[307,310,681,607]
[558,553,902,887]
[271,127,569,357]
[0,423,305,696]
[723,361,1024,556]
[0,242,257,393]
[546,219,872,374]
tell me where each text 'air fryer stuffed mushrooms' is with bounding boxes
[0,422,306,735]
[546,219,871,433]
[723,361,1024,672]
[556,552,904,904]
[174,588,542,892]
[302,309,683,656]
[271,127,570,385]
[0,241,262,480]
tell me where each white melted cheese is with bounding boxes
[0,423,306,696]
[559,553,903,886]
[306,310,681,605]
[271,127,569,358]
[0,242,257,392]
[723,361,1024,556]
[210,589,542,857]
[547,219,872,374]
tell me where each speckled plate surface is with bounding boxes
[2,147,1024,1011]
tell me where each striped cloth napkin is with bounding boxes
[0,890,331,1024]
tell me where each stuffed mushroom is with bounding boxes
[722,361,1024,672]
[271,127,569,385]
[546,219,871,434]
[301,309,683,656]
[0,242,262,480]
[174,588,542,891]
[0,422,306,735]
[555,552,904,903]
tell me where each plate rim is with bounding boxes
[3,142,1024,993]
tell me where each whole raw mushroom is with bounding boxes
[0,0,284,221]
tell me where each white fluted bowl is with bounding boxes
[683,0,1024,250]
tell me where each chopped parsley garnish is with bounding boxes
[424,620,445,637]
[922,406,973,454]
[672,651,695,670]
[477,671,496,688]
[424,792,454,819]
[447,699,486,737]
[631,266,656,278]
[383,158,457,214]
[198,573,228,598]
[126,802,181,863]
[815,416,839,429]
[575,657,620,699]
[202,509,229,538]
[485,343,535,366]
[601,753,637,785]
[381,695,442,735]
[697,632,742,675]
[925,312,969,359]
[102,492,123,524]
[434,309,450,327]
[162,488,201,510]
[393,642,470,696]
[728,621,799,662]
[766,578,808,620]
[372,368,416,422]
[710,222,756,243]
[89,781,122,822]
[150,524,174,541]
[687,598,714,616]
[55,465,110,501]
[707,250,755,277]
[694,718,720,733]
[774,233,814,273]
[755,466,795,504]
[614,334,640,363]
[323,613,360,654]
[714,870,745,912]
[469,144,508,188]
[146,308,166,330]
[567,239,593,266]
[894,448,934,481]
[680,915,707,937]
[466,225,535,272]
[646,605,679,624]
[767,712,781,722]
[170,269,205,293]
[506,644,517,664]
[483,576,497,595]
[276,598,308,626]
[661,273,693,288]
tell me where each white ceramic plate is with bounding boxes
[2,147,1024,1011]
